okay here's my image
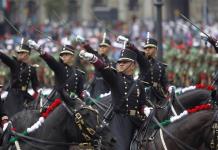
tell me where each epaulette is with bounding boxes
[140,80,150,85]
[76,68,85,75]
[104,65,117,71]
[157,60,168,67]
[161,62,168,67]
[32,64,39,68]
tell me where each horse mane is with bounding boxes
[177,89,211,108]
[11,109,41,132]
[158,110,216,149]
[167,110,215,131]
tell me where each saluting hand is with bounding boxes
[208,36,218,53]
[126,42,139,52]
[27,40,41,52]
[79,50,98,63]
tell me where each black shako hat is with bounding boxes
[17,38,31,53]
[17,43,31,53]
[118,49,137,62]
[142,38,158,48]
[99,38,111,47]
[59,45,75,56]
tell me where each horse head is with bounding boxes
[58,89,115,150]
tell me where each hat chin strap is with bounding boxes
[120,61,134,75]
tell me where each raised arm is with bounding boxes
[126,43,149,78]
[208,36,218,53]
[83,44,98,56]
[0,51,17,70]
[27,39,63,74]
[79,50,118,86]
[40,52,63,74]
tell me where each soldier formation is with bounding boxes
[0,28,217,149]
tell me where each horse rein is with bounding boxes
[153,109,218,150]
[152,116,197,150]
[9,100,100,149]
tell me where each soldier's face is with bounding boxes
[61,53,75,65]
[99,45,110,55]
[144,47,157,58]
[117,60,136,75]
[17,52,29,61]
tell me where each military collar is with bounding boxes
[122,73,133,80]
[18,60,27,66]
[64,63,74,68]
[148,57,155,63]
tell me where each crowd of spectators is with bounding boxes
[0,18,217,88]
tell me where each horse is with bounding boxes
[0,90,115,150]
[155,88,212,121]
[130,109,218,150]
[89,88,212,122]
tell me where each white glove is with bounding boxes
[79,50,97,63]
[144,107,153,117]
[168,86,176,94]
[27,40,41,51]
[3,122,9,132]
[82,90,91,98]
[76,35,85,43]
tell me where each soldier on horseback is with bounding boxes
[82,33,113,99]
[79,46,151,150]
[124,35,170,107]
[0,40,39,117]
[27,40,85,100]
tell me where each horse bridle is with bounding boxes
[62,100,100,142]
[9,100,100,149]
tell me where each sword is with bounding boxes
[3,15,21,35]
[179,13,210,38]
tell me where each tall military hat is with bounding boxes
[142,32,158,48]
[16,38,31,53]
[118,49,137,62]
[99,32,111,47]
[59,45,75,56]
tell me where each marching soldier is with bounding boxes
[27,40,85,100]
[82,34,113,99]
[79,48,151,150]
[0,41,39,117]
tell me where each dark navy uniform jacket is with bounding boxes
[0,52,38,92]
[133,49,169,101]
[84,44,112,98]
[40,53,85,99]
[0,52,39,117]
[92,59,148,114]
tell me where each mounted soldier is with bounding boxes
[140,35,170,105]
[82,33,113,99]
[27,40,85,100]
[0,39,39,117]
[79,43,151,150]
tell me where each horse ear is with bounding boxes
[59,90,74,106]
